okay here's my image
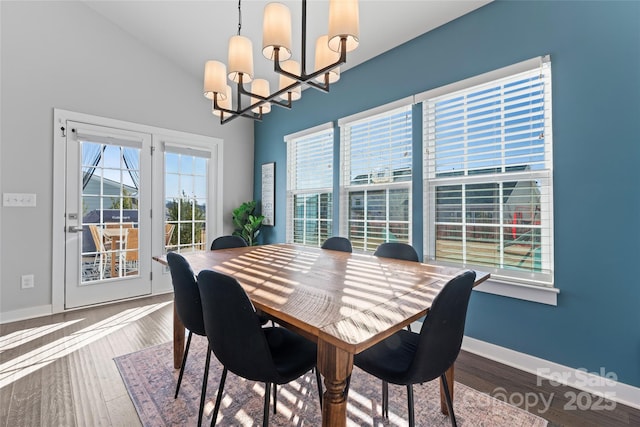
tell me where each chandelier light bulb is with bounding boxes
[251,79,271,114]
[203,60,228,100]
[315,35,340,84]
[328,0,359,53]
[213,85,232,117]
[262,2,292,61]
[228,35,254,83]
[279,60,301,100]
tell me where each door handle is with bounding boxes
[67,225,84,233]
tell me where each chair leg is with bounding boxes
[263,382,271,427]
[315,367,323,408]
[211,367,228,427]
[198,347,211,427]
[382,380,389,418]
[406,384,414,427]
[273,383,277,414]
[440,374,457,427]
[174,330,193,398]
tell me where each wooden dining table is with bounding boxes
[153,243,489,427]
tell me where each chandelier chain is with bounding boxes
[237,0,242,36]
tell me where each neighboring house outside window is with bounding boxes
[339,105,413,252]
[285,125,334,246]
[422,56,554,287]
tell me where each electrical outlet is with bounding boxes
[21,274,34,289]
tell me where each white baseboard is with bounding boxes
[0,304,53,325]
[462,336,640,411]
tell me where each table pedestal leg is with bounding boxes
[318,339,353,427]
[173,303,185,369]
[440,364,455,414]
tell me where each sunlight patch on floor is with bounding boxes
[0,301,171,389]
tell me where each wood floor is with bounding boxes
[1,293,638,427]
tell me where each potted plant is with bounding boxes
[232,200,265,246]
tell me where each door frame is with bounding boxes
[52,109,223,313]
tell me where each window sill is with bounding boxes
[473,278,558,305]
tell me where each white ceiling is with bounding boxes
[84,0,491,93]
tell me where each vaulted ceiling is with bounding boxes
[84,0,491,92]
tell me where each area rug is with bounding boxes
[115,338,548,426]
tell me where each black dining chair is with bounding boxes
[197,269,323,426]
[373,242,420,262]
[210,235,248,250]
[374,242,420,331]
[321,236,353,252]
[210,234,270,325]
[166,252,211,427]
[352,270,476,427]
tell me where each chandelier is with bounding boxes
[203,0,359,124]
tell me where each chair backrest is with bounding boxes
[89,225,106,252]
[167,252,206,336]
[197,269,279,382]
[408,270,476,383]
[124,228,139,262]
[210,235,248,250]
[321,236,353,253]
[374,242,419,262]
[106,222,134,229]
[164,223,175,246]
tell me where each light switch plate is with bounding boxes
[3,193,37,207]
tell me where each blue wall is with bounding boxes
[253,1,640,388]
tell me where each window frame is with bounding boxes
[339,101,414,252]
[419,56,557,304]
[285,123,335,247]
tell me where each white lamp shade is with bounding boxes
[251,79,271,114]
[213,85,232,117]
[204,60,228,100]
[328,0,359,53]
[279,60,301,101]
[262,2,292,61]
[315,35,340,83]
[228,35,254,83]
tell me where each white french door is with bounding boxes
[52,109,223,312]
[64,121,152,308]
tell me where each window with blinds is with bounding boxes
[340,105,412,252]
[286,127,334,246]
[423,58,554,286]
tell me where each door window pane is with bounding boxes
[81,142,141,282]
[165,152,208,252]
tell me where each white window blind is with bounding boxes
[340,105,413,252]
[286,127,334,246]
[423,58,554,286]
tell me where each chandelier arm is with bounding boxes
[213,87,262,122]
[214,103,261,121]
[274,37,347,83]
[220,108,262,124]
[305,76,330,92]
